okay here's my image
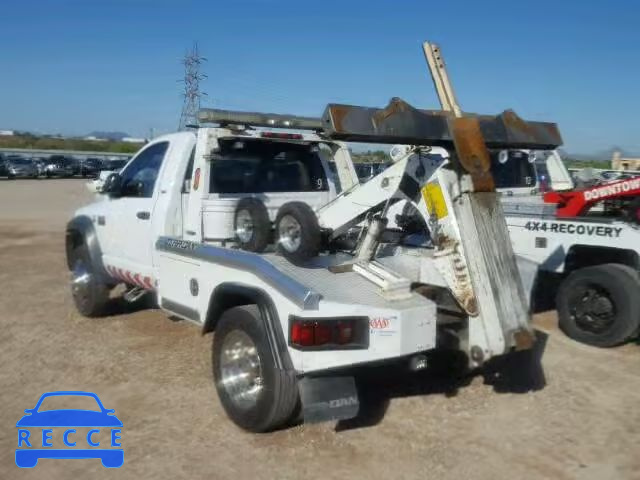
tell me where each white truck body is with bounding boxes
[71,127,520,374]
[74,131,421,370]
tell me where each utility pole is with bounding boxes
[178,43,207,131]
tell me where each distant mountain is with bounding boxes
[87,131,130,141]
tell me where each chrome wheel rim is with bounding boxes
[71,259,92,303]
[278,215,302,252]
[219,330,263,409]
[235,209,254,243]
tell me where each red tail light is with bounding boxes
[289,316,368,350]
[291,322,314,347]
[314,323,333,345]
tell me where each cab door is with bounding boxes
[102,141,170,286]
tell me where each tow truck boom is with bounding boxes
[317,43,562,360]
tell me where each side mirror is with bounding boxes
[129,180,146,197]
[103,172,122,197]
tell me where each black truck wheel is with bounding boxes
[233,198,271,253]
[69,243,111,317]
[212,305,298,432]
[556,263,640,347]
[274,202,321,264]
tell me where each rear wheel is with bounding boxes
[557,263,640,347]
[275,202,321,264]
[70,244,110,317]
[212,305,298,432]
[233,198,271,253]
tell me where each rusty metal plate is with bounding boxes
[322,98,451,146]
[448,116,495,192]
[321,98,563,149]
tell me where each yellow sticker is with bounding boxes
[422,183,448,219]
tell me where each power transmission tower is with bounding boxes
[178,43,207,130]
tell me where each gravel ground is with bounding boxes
[1,179,639,479]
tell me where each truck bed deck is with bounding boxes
[265,253,428,310]
[157,237,430,312]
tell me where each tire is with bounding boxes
[274,202,321,264]
[212,305,298,432]
[233,198,271,253]
[556,263,640,347]
[625,197,640,225]
[69,243,111,317]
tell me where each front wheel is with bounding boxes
[557,263,640,347]
[70,244,111,317]
[212,305,298,432]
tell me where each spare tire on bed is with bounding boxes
[233,198,271,253]
[274,202,321,264]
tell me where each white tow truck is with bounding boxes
[65,42,563,432]
[500,152,640,347]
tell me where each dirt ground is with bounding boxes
[1,179,639,480]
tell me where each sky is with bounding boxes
[0,0,638,155]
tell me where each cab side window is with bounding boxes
[120,142,169,198]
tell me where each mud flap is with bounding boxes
[299,376,359,423]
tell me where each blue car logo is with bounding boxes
[16,391,123,468]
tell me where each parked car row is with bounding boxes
[0,154,130,179]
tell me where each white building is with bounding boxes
[612,150,640,171]
[0,130,15,136]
